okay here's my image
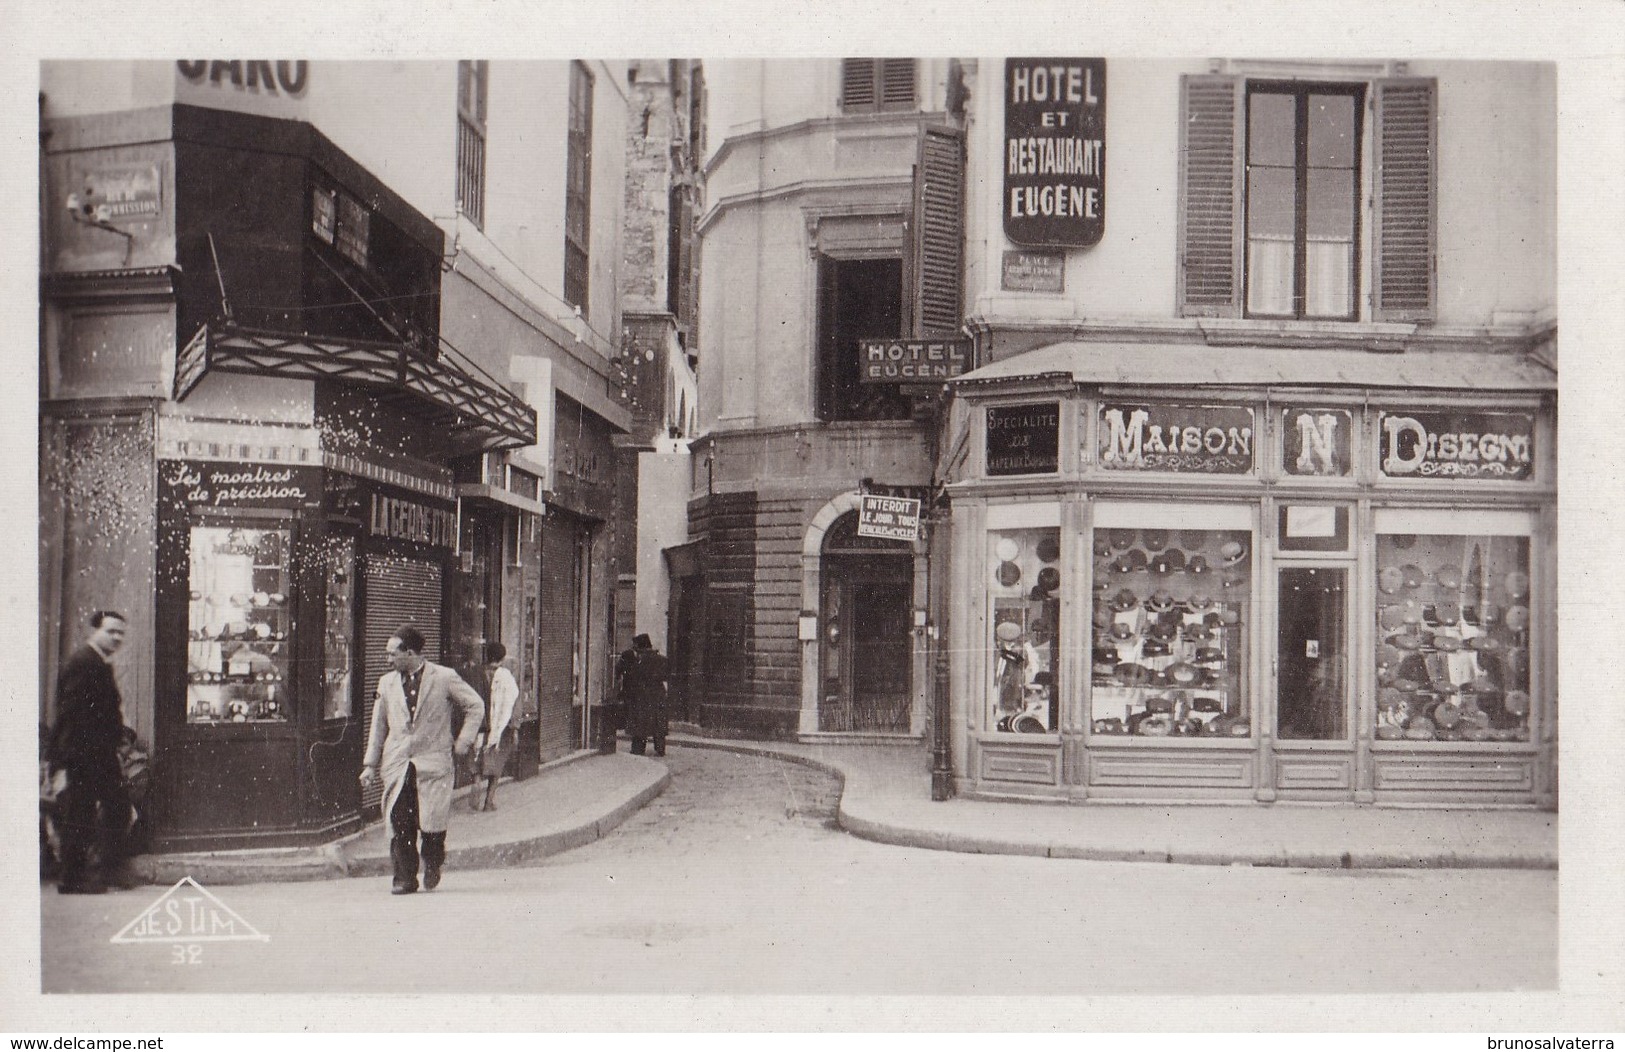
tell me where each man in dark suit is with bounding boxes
[615,633,670,757]
[47,611,137,894]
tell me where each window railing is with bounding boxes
[457,115,486,229]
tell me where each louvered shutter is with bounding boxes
[842,59,876,111]
[1373,77,1437,322]
[880,59,917,110]
[914,126,964,337]
[359,556,443,810]
[1177,74,1243,317]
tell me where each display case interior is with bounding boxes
[1089,527,1252,737]
[987,526,1061,733]
[186,525,292,723]
[1374,533,1531,742]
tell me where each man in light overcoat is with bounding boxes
[360,625,484,895]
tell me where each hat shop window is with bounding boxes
[1090,507,1253,739]
[986,508,1062,735]
[1373,510,1533,744]
[186,524,292,723]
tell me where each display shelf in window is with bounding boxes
[986,526,1061,733]
[186,525,293,723]
[1088,527,1252,737]
[1374,533,1531,743]
[322,536,356,720]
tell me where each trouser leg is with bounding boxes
[390,765,421,887]
[420,831,446,870]
[57,780,96,888]
[94,781,134,885]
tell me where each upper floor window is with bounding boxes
[456,61,488,228]
[1178,74,1436,323]
[1245,83,1363,320]
[841,58,917,113]
[564,60,594,312]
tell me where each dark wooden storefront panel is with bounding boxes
[359,555,442,810]
[537,517,579,760]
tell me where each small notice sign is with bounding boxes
[1001,251,1065,292]
[857,494,922,542]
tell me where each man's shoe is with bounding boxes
[423,863,442,891]
[391,880,418,895]
[103,865,143,890]
[59,880,108,895]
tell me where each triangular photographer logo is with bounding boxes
[111,876,270,944]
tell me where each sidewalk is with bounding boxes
[126,734,1556,886]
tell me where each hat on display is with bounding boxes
[1109,528,1135,551]
[1187,593,1215,611]
[1401,564,1426,590]
[1436,565,1463,591]
[1503,605,1529,632]
[1434,601,1462,626]
[1181,621,1213,643]
[1109,621,1138,642]
[994,537,1021,562]
[1153,549,1187,575]
[995,621,1023,643]
[1219,540,1249,566]
[1432,700,1463,728]
[1466,674,1499,695]
[1109,588,1140,613]
[1180,530,1209,549]
[1110,553,1134,574]
[1401,598,1425,624]
[1029,585,1051,601]
[1467,634,1502,653]
[1506,570,1530,599]
[1431,633,1462,652]
[1146,589,1176,613]
[1136,713,1175,736]
[1378,605,1406,632]
[1094,579,1112,595]
[1377,643,1403,670]
[1126,548,1149,572]
[1147,618,1180,642]
[1114,662,1150,686]
[1094,536,1115,559]
[1379,687,1407,710]
[1505,648,1530,680]
[1036,536,1061,564]
[1185,554,1211,576]
[1504,689,1530,716]
[1036,566,1061,593]
[1149,669,1173,689]
[1167,662,1202,686]
[1142,639,1171,658]
[1378,566,1406,595]
[1391,632,1423,651]
[1142,529,1170,552]
[1195,646,1225,664]
[995,561,1022,586]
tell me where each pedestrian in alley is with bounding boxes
[360,626,484,895]
[46,610,139,894]
[469,641,518,812]
[615,633,669,757]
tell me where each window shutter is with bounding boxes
[842,59,876,110]
[1177,74,1243,317]
[914,126,964,336]
[1373,77,1437,322]
[880,59,917,109]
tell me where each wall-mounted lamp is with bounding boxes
[66,192,134,264]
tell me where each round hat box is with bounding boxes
[1036,536,1061,563]
[995,561,1022,586]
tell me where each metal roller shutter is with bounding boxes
[536,519,579,760]
[358,555,443,810]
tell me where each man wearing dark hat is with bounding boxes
[47,610,139,894]
[616,633,670,757]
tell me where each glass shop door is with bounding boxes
[1275,565,1349,741]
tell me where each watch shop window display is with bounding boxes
[186,525,292,723]
[987,528,1061,733]
[1090,527,1252,737]
[1374,533,1531,743]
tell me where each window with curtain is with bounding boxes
[1244,82,1363,319]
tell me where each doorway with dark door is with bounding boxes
[1276,564,1349,741]
[819,513,913,732]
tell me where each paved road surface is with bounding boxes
[40,745,1556,996]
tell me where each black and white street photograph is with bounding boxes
[7,0,1624,1041]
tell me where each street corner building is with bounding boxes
[680,57,1555,808]
[37,59,707,851]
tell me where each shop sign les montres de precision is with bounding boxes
[1004,58,1107,248]
[162,461,319,510]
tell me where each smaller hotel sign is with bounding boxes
[1379,411,1534,481]
[859,337,970,383]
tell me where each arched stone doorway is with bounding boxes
[816,510,914,732]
